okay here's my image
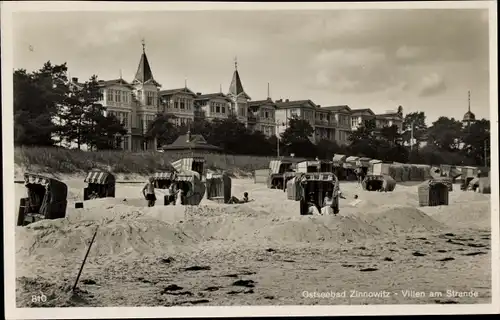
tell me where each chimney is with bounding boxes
[197,92,202,95]
[317,104,321,108]
[72,77,78,83]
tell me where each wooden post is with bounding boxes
[73,226,99,292]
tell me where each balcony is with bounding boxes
[315,119,336,127]
[248,115,258,124]
[194,110,205,119]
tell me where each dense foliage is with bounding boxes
[14,62,126,150]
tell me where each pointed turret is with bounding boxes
[133,39,160,87]
[228,58,250,99]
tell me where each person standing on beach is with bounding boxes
[175,188,184,206]
[142,177,156,207]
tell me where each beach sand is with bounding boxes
[14,178,491,307]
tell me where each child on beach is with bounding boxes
[142,177,156,207]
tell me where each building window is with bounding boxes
[123,113,129,127]
[221,106,226,114]
[122,91,129,103]
[216,105,220,113]
[351,118,358,127]
[265,111,269,119]
[210,103,214,113]
[107,89,113,102]
[146,92,155,106]
[180,100,185,110]
[123,136,129,150]
[115,90,120,102]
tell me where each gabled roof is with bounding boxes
[161,133,222,152]
[321,105,352,113]
[351,108,375,115]
[228,69,251,100]
[276,99,317,109]
[376,112,402,119]
[159,87,197,97]
[133,49,160,87]
[195,92,232,101]
[248,98,277,108]
[98,79,134,89]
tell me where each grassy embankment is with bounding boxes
[13,147,289,177]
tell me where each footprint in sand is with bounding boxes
[184,266,211,271]
[162,284,183,292]
[467,243,486,248]
[437,257,455,262]
[232,279,256,288]
[412,251,426,257]
[383,257,393,261]
[341,264,356,268]
[204,286,220,292]
[81,279,97,285]
[359,267,378,272]
[160,257,174,264]
[463,252,487,256]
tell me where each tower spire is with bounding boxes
[185,78,187,88]
[220,84,222,93]
[468,90,471,112]
[141,38,146,53]
[267,82,270,99]
[234,56,238,70]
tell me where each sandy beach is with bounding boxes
[15,178,491,307]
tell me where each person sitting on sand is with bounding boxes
[89,190,99,200]
[321,192,335,215]
[242,192,250,203]
[228,192,254,204]
[349,194,362,207]
[142,177,156,207]
[306,193,321,215]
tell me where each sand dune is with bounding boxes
[15,178,491,307]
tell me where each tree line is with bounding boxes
[147,111,489,167]
[14,61,490,167]
[14,61,126,150]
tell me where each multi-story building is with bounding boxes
[350,107,403,134]
[375,111,404,133]
[97,78,135,151]
[247,98,277,137]
[350,108,376,131]
[321,105,352,145]
[95,42,161,151]
[275,99,318,142]
[314,105,337,141]
[159,87,196,127]
[194,92,232,120]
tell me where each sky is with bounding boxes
[12,8,492,124]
